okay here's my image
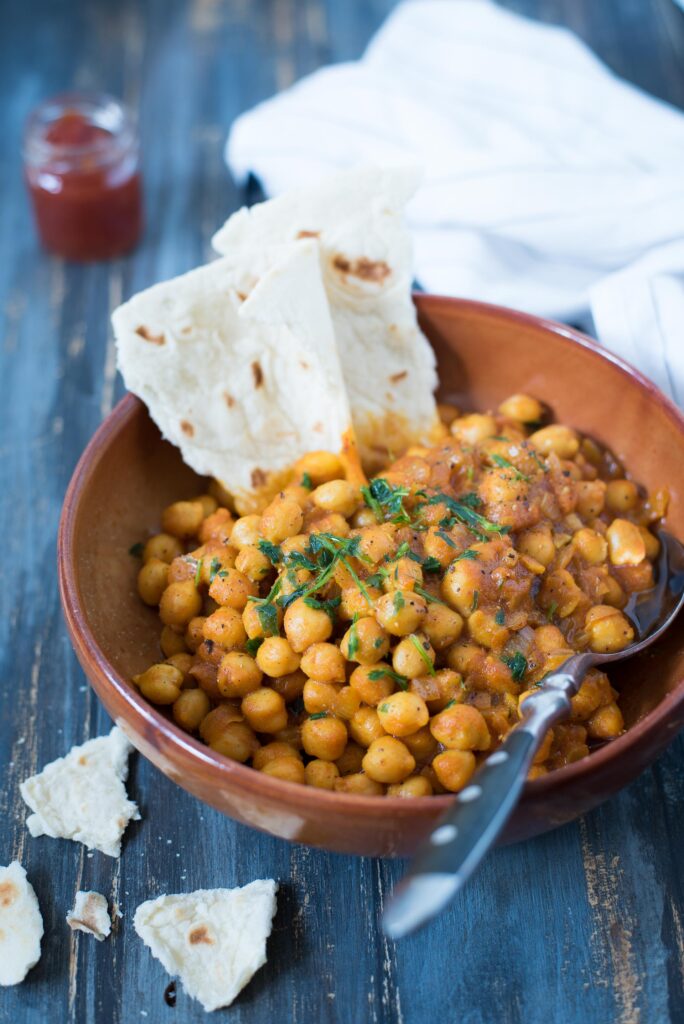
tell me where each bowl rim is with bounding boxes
[58,293,684,820]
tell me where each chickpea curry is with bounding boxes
[130,393,667,797]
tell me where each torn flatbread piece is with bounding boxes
[0,862,43,986]
[113,241,353,506]
[66,890,112,941]
[134,879,277,1012]
[212,165,440,469]
[20,726,140,858]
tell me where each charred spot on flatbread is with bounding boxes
[251,468,268,489]
[135,325,165,346]
[251,361,264,388]
[296,230,320,239]
[332,255,391,283]
[188,925,213,945]
[180,420,195,437]
[0,881,17,908]
[389,370,408,384]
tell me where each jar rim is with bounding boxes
[23,91,137,167]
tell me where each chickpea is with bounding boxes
[230,515,262,549]
[575,480,606,519]
[571,672,611,719]
[356,525,396,565]
[478,468,530,509]
[308,512,350,537]
[438,401,460,425]
[339,586,378,622]
[392,634,435,679]
[518,525,556,567]
[333,773,385,796]
[161,500,204,538]
[362,737,416,784]
[172,688,210,732]
[311,479,359,517]
[165,652,194,687]
[261,757,306,784]
[134,663,183,705]
[183,616,206,652]
[202,607,247,650]
[377,691,429,737]
[446,640,484,676]
[441,556,485,616]
[143,533,183,564]
[305,759,340,790]
[638,526,660,560]
[430,703,490,750]
[421,602,464,652]
[160,625,187,657]
[235,545,272,582]
[340,616,390,665]
[529,425,579,459]
[606,519,646,566]
[272,719,303,750]
[194,493,218,517]
[200,715,259,762]
[387,775,433,797]
[242,600,283,640]
[498,393,543,423]
[335,742,365,775]
[381,557,423,594]
[352,507,378,529]
[137,558,169,606]
[199,507,234,544]
[253,742,302,771]
[303,679,340,714]
[534,624,569,655]
[587,701,624,740]
[402,725,439,762]
[432,750,476,792]
[467,609,509,651]
[450,413,497,444]
[217,651,263,698]
[605,479,639,513]
[279,567,312,599]
[585,605,634,653]
[602,574,627,609]
[256,637,300,678]
[412,668,464,713]
[159,580,202,628]
[301,715,348,760]
[573,528,608,565]
[300,642,347,683]
[284,597,333,653]
[294,450,344,485]
[540,569,584,618]
[348,707,387,748]
[332,686,361,721]
[208,567,257,610]
[260,496,304,544]
[375,590,427,636]
[189,660,221,701]
[241,688,288,733]
[349,663,395,706]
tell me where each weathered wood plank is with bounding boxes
[0,1,683,1022]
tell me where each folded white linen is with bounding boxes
[225,0,684,403]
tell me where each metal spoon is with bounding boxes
[383,530,684,939]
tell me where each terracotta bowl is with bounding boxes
[58,295,684,857]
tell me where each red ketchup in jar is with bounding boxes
[23,93,143,261]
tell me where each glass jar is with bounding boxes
[23,92,143,261]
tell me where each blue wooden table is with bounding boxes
[2,2,683,1021]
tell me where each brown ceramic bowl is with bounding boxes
[58,295,684,856]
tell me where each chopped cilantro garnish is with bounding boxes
[303,594,341,621]
[491,454,530,482]
[309,711,328,720]
[393,591,405,613]
[128,541,144,558]
[409,634,435,676]
[465,466,475,482]
[546,601,558,622]
[284,549,317,571]
[209,556,222,583]
[530,450,548,473]
[194,559,203,587]
[365,567,389,588]
[495,608,505,626]
[395,541,411,560]
[502,651,528,681]
[258,539,283,564]
[421,555,442,573]
[247,576,283,636]
[471,590,479,611]
[347,614,360,659]
[300,472,313,490]
[414,584,446,606]
[444,699,458,710]
[455,548,479,562]
[368,667,409,690]
[361,477,411,524]
[245,637,264,657]
[379,702,390,713]
[436,530,457,548]
[428,492,508,541]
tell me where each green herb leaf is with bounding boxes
[471,589,479,611]
[421,555,442,573]
[309,711,328,720]
[393,591,406,613]
[300,472,313,490]
[465,466,475,482]
[368,667,409,690]
[245,637,264,656]
[303,594,341,621]
[194,559,203,587]
[491,454,530,482]
[428,491,508,541]
[502,651,528,681]
[365,568,389,588]
[444,699,458,709]
[436,530,457,548]
[495,608,505,626]
[414,584,447,606]
[258,540,283,564]
[348,614,360,660]
[208,557,222,583]
[128,542,144,558]
[455,548,479,561]
[361,477,411,524]
[546,601,558,622]
[409,634,435,676]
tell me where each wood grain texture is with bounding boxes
[0,0,682,1021]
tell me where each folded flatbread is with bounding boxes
[212,165,440,468]
[114,242,353,505]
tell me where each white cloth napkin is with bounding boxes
[226,0,684,404]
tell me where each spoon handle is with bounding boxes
[382,684,574,939]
